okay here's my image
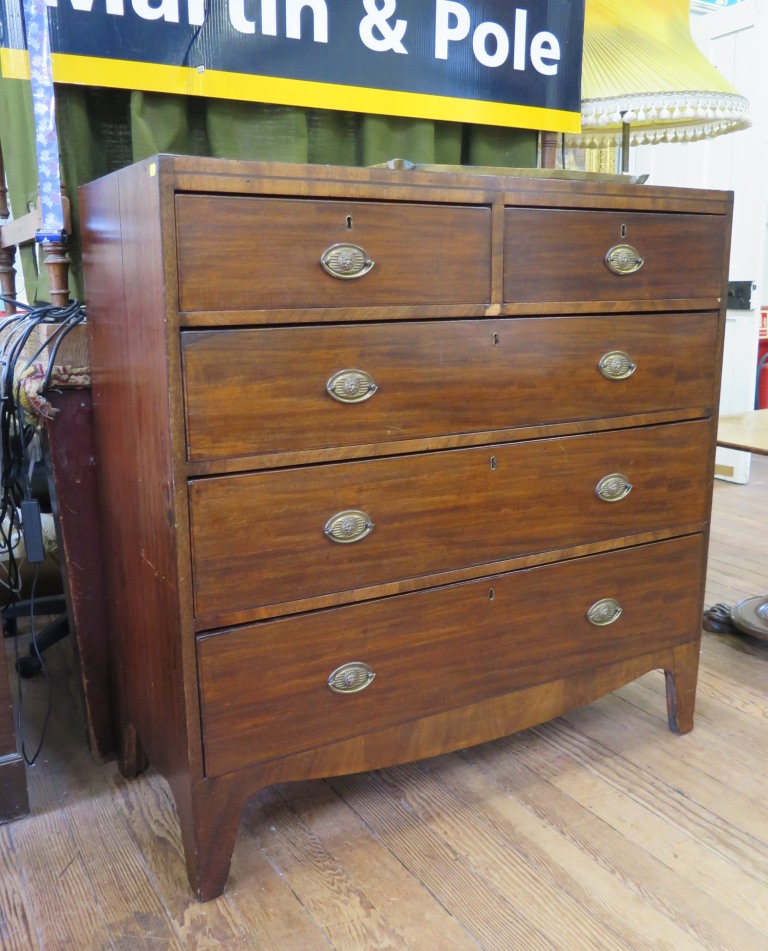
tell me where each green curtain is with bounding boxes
[0,75,537,304]
[0,73,43,301]
[131,91,536,169]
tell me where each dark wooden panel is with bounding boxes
[0,625,28,819]
[82,159,194,783]
[189,421,711,621]
[0,663,14,755]
[43,390,114,759]
[0,755,28,821]
[198,534,704,777]
[168,153,734,215]
[176,196,492,311]
[504,209,728,303]
[182,313,718,464]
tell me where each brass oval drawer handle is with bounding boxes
[324,510,374,543]
[326,369,378,403]
[595,473,633,503]
[599,351,637,381]
[605,244,644,275]
[587,598,623,626]
[320,243,374,280]
[328,662,376,694]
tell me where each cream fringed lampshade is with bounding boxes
[566,0,751,149]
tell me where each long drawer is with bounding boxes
[176,196,492,312]
[189,420,711,621]
[181,314,718,464]
[504,209,728,303]
[198,534,705,777]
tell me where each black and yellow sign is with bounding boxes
[0,0,585,132]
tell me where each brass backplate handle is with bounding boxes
[595,473,633,503]
[320,243,375,280]
[599,351,637,381]
[327,369,378,403]
[324,510,374,543]
[587,598,623,626]
[327,662,376,694]
[605,244,644,275]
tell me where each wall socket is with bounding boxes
[727,280,756,311]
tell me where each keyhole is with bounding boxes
[490,456,497,471]
[620,224,627,238]
[346,215,353,231]
[492,332,499,346]
[489,588,495,601]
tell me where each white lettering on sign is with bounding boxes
[359,0,408,54]
[133,0,178,21]
[434,0,561,74]
[44,0,204,21]
[472,21,508,68]
[228,0,255,33]
[261,0,278,35]
[434,0,469,59]
[39,0,564,74]
[286,0,328,42]
[530,29,560,75]
[513,8,526,69]
[43,0,325,36]
[45,0,126,12]
[229,0,327,39]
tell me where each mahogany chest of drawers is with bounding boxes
[80,155,732,900]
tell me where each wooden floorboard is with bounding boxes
[2,457,768,950]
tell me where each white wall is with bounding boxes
[630,0,768,482]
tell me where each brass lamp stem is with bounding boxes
[620,111,631,173]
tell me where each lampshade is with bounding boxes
[567,0,751,148]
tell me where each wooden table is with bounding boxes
[716,408,768,456]
[716,409,768,638]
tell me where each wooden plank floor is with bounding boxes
[3,456,768,950]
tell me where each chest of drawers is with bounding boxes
[80,156,732,900]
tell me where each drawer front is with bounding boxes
[189,421,711,620]
[198,534,705,776]
[504,209,727,303]
[176,195,491,312]
[182,313,718,463]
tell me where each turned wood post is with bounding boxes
[0,147,71,310]
[540,131,559,169]
[0,139,9,221]
[0,139,16,315]
[42,238,71,308]
[0,245,17,315]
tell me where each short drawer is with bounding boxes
[504,209,727,304]
[198,534,705,776]
[176,195,491,312]
[181,313,718,464]
[188,420,711,621]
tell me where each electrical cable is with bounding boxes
[13,563,51,765]
[0,296,85,762]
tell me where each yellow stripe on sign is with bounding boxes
[0,47,30,79]
[0,48,581,133]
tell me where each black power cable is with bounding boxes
[0,295,85,764]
